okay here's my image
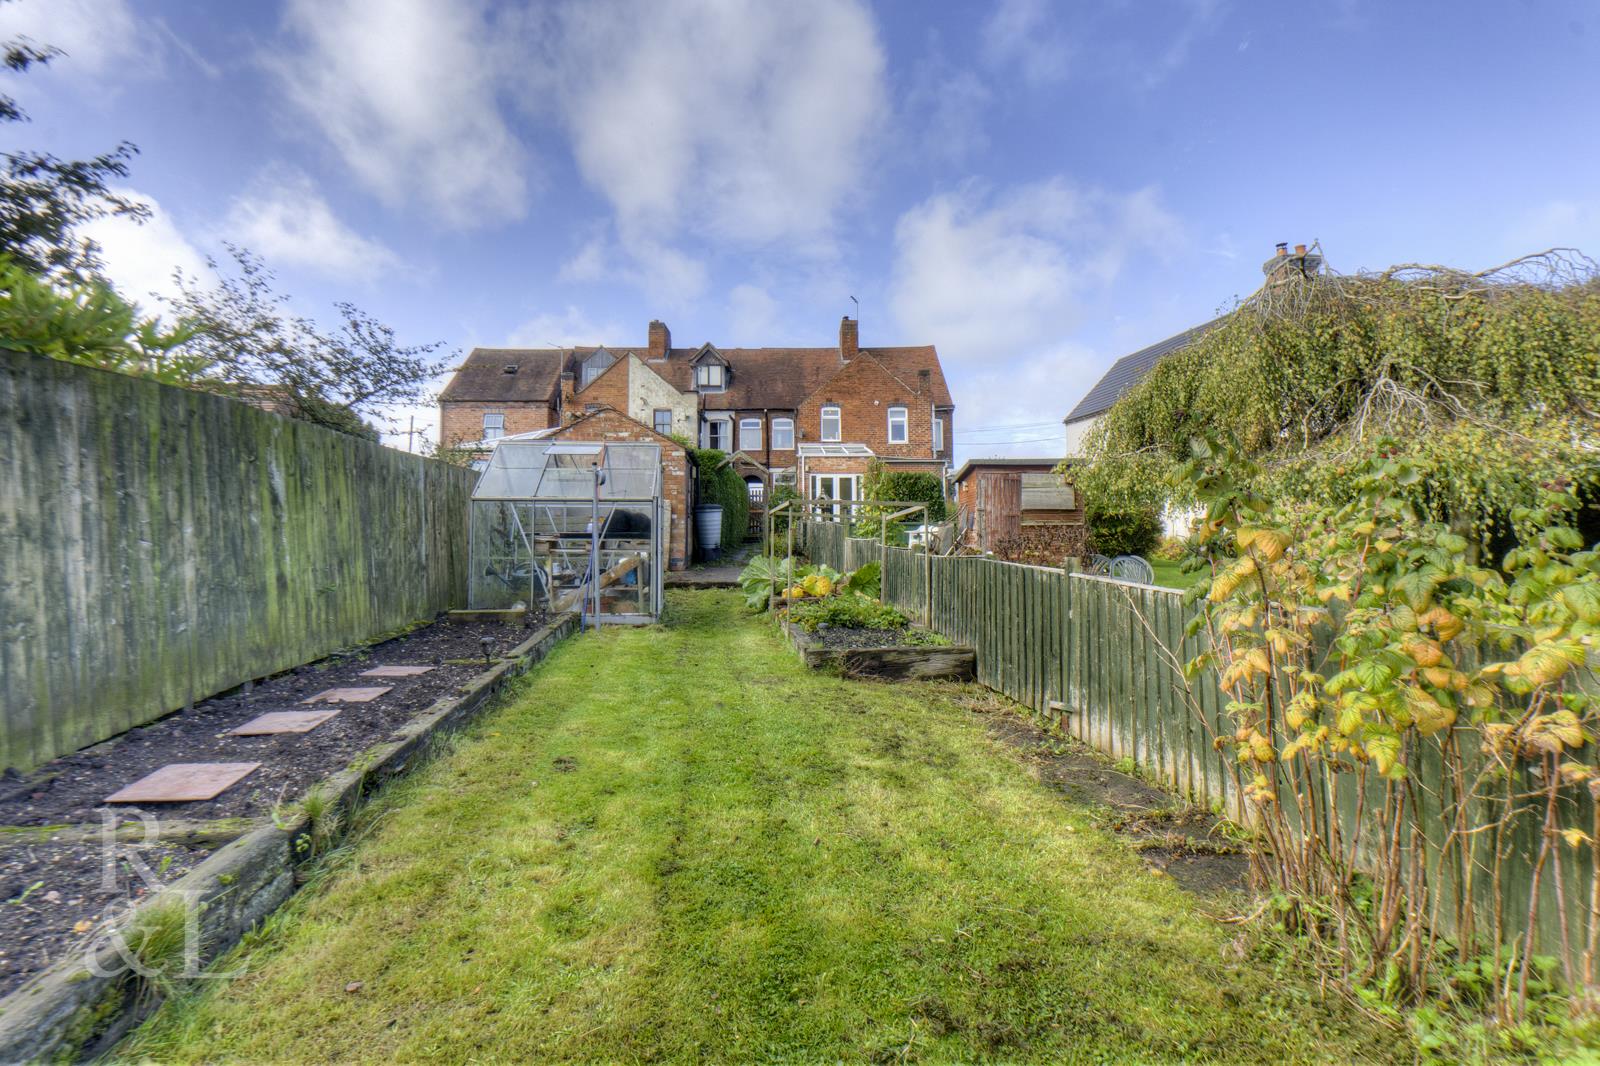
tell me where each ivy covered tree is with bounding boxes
[1076,248,1600,550]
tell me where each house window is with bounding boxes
[739,417,762,452]
[653,409,673,436]
[887,405,908,444]
[771,417,794,450]
[810,473,859,520]
[579,347,615,388]
[482,412,505,440]
[704,418,730,451]
[695,364,725,389]
[933,414,944,455]
[820,405,841,442]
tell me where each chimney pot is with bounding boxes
[1294,243,1307,256]
[1275,242,1288,256]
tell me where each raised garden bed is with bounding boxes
[0,611,557,1023]
[787,623,975,681]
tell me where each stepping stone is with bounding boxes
[228,709,341,736]
[302,686,391,704]
[359,665,435,678]
[106,762,261,804]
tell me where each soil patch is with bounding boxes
[956,689,1249,896]
[0,616,542,828]
[0,838,208,997]
[804,625,947,650]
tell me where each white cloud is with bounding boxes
[223,169,399,282]
[946,346,1097,461]
[0,0,146,75]
[269,0,527,227]
[503,306,624,349]
[981,0,1070,85]
[80,191,212,311]
[550,0,887,268]
[889,178,1176,362]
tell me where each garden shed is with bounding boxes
[469,439,665,625]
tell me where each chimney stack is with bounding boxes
[559,371,576,419]
[647,319,671,359]
[839,315,858,362]
[1262,241,1324,282]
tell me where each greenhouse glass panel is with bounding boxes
[468,440,665,625]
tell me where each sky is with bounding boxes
[4,0,1598,461]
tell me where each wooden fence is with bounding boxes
[0,349,474,772]
[802,519,1593,955]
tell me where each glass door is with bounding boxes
[810,474,858,520]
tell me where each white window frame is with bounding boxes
[653,408,673,436]
[482,411,505,440]
[887,405,908,444]
[770,417,795,450]
[820,405,841,442]
[695,364,725,389]
[932,413,944,455]
[703,416,731,451]
[739,417,762,452]
[809,473,860,520]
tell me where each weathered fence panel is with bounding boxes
[799,519,1595,954]
[0,350,474,771]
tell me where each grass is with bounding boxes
[1148,557,1207,590]
[124,591,1397,1064]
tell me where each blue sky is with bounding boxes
[5,0,1598,459]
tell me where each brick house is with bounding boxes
[544,407,693,571]
[439,315,954,521]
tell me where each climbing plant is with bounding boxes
[1076,249,1600,548]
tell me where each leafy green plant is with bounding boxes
[738,554,804,610]
[852,461,948,539]
[120,896,193,1004]
[0,257,202,383]
[788,594,908,632]
[1085,500,1162,558]
[1183,432,1600,1023]
[841,560,881,599]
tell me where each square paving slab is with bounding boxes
[359,665,436,678]
[105,762,261,804]
[302,686,392,704]
[228,709,341,736]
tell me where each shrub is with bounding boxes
[853,462,948,539]
[788,594,907,632]
[1151,535,1186,561]
[690,448,749,553]
[1085,501,1161,558]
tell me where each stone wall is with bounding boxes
[0,350,473,772]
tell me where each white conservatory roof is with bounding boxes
[796,443,875,458]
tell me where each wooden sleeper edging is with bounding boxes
[0,613,577,1064]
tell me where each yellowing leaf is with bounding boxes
[1562,827,1593,848]
[1402,686,1456,737]
[1525,711,1586,754]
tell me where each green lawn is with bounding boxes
[127,591,1394,1064]
[1148,557,1207,590]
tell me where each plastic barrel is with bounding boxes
[694,504,724,561]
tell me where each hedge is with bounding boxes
[690,448,749,554]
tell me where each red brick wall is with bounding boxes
[440,402,554,448]
[572,358,629,416]
[796,356,938,459]
[549,408,692,570]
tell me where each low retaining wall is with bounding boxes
[0,614,576,1063]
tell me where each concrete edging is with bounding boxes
[0,613,577,1063]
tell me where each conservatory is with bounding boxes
[469,440,665,626]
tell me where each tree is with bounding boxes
[0,28,150,280]
[166,246,449,437]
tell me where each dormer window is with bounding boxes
[695,364,725,389]
[579,346,616,388]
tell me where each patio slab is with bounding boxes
[105,762,261,804]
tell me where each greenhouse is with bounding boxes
[469,440,665,625]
